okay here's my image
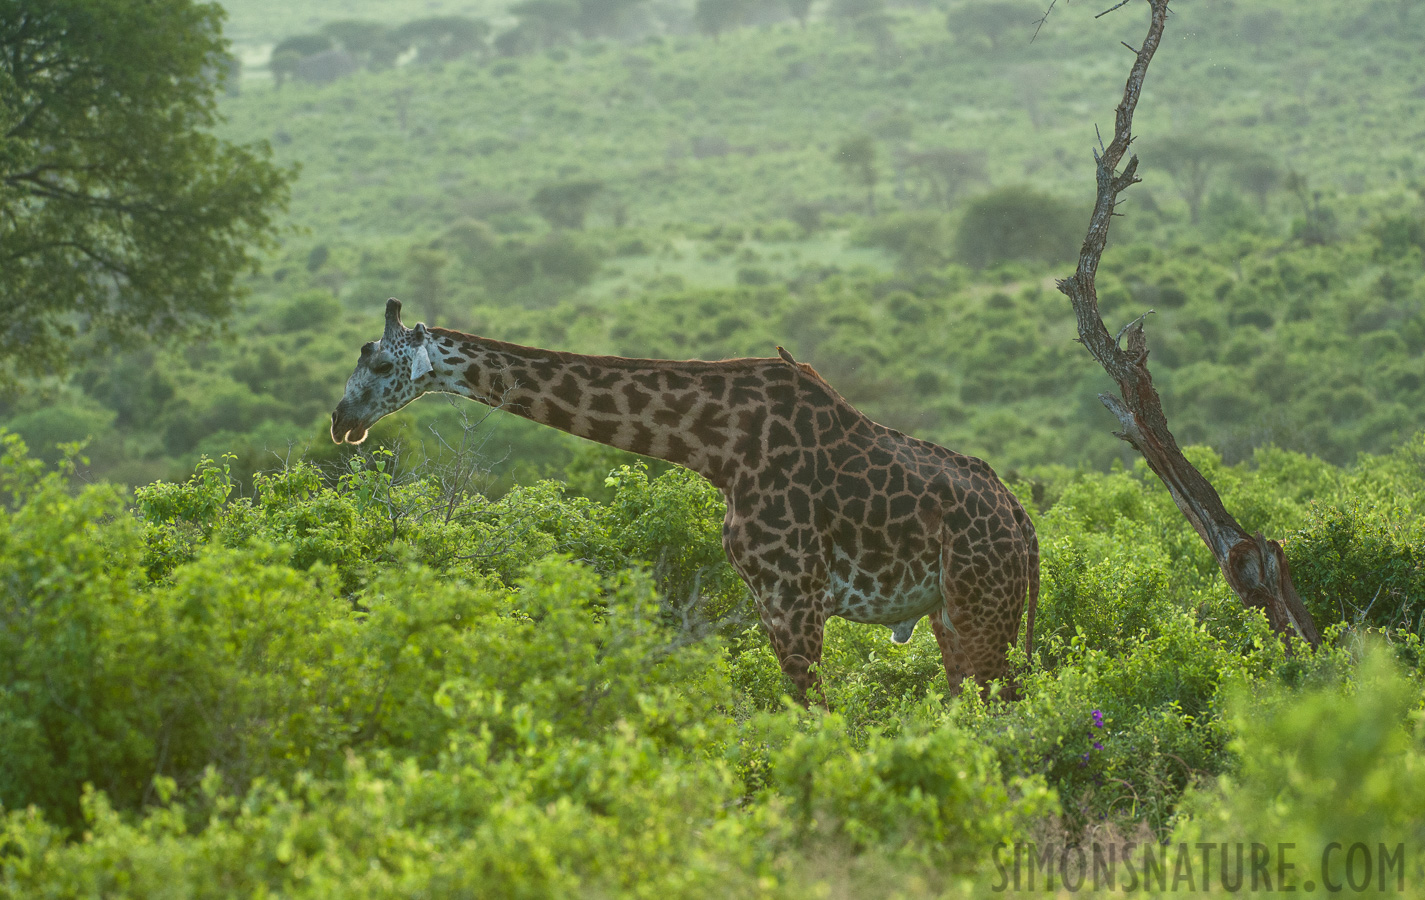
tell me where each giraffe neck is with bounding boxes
[421,328,829,486]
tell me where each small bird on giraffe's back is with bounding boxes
[332,298,1039,703]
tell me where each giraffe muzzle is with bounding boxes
[330,408,369,444]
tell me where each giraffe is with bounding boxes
[331,299,1039,702]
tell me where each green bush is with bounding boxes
[1173,648,1425,888]
[6,429,1425,895]
[954,185,1083,270]
[1287,502,1425,635]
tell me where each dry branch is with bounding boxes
[1055,0,1321,647]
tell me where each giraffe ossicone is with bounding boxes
[332,298,1039,703]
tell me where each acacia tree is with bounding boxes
[694,0,750,41]
[1148,136,1245,224]
[948,1,1040,50]
[835,134,879,216]
[784,0,814,28]
[0,0,293,388]
[532,180,604,229]
[1053,0,1319,647]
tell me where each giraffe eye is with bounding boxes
[370,360,394,375]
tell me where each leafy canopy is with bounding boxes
[0,0,293,388]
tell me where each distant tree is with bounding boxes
[1011,63,1056,130]
[532,180,604,229]
[442,218,500,266]
[784,0,815,28]
[1234,155,1284,213]
[322,20,388,54]
[509,0,580,49]
[269,33,334,88]
[306,245,330,273]
[1285,171,1338,246]
[1149,137,1246,224]
[576,0,649,38]
[272,33,334,58]
[407,248,450,318]
[694,0,751,40]
[293,50,360,86]
[946,1,1039,50]
[856,211,953,269]
[270,50,302,88]
[954,185,1080,269]
[0,0,293,387]
[321,21,406,70]
[788,202,823,235]
[852,11,896,58]
[904,148,988,209]
[1239,10,1283,47]
[394,17,492,64]
[835,134,879,216]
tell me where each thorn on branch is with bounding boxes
[1122,41,1140,53]
[1096,0,1137,18]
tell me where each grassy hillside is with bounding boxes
[3,0,1424,491]
[219,0,1422,238]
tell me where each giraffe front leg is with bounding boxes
[723,510,832,707]
[760,601,828,707]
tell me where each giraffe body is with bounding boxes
[333,300,1038,702]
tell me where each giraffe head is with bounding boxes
[330,298,437,444]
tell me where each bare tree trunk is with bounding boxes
[1054,0,1320,648]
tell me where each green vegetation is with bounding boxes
[5,0,1425,892]
[3,432,1425,894]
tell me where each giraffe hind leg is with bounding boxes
[931,532,1026,699]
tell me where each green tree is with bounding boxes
[321,21,404,70]
[784,0,814,28]
[531,180,604,229]
[834,134,879,216]
[1148,136,1245,224]
[953,185,1081,269]
[1234,155,1284,213]
[507,0,580,50]
[946,1,1039,50]
[575,0,649,38]
[0,0,293,388]
[904,147,987,209]
[393,16,491,65]
[694,0,750,40]
[271,33,333,58]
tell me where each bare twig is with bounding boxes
[1055,0,1321,648]
[1031,0,1061,43]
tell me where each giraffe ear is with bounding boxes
[410,344,433,380]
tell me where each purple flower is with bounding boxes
[1091,709,1105,729]
[1093,741,1103,751]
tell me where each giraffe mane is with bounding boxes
[427,327,840,389]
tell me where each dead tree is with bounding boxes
[1053,0,1321,647]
